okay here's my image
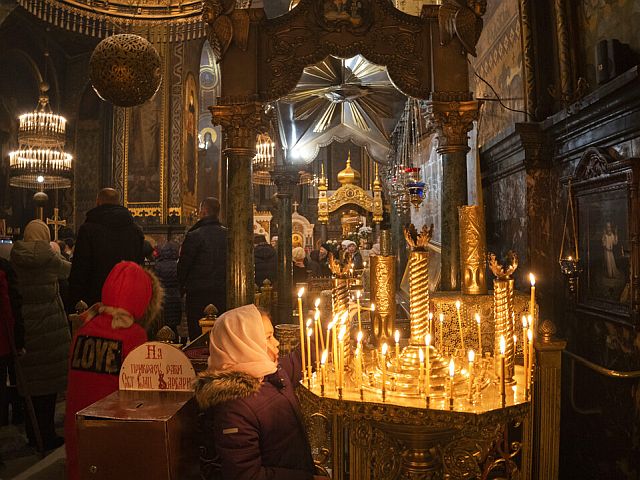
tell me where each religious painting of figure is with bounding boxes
[321,0,365,27]
[578,188,629,308]
[127,88,163,203]
[182,75,198,213]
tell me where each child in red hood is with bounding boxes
[64,261,163,480]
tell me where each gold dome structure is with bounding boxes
[337,152,361,186]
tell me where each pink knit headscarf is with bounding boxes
[208,304,278,379]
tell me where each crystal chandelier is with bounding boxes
[9,82,72,190]
[252,133,276,186]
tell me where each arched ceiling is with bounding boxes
[275,54,406,165]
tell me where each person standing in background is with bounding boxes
[155,241,182,334]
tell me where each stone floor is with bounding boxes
[0,400,66,480]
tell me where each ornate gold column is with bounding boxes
[370,230,396,346]
[425,98,480,291]
[272,168,299,324]
[210,100,268,309]
[458,205,488,295]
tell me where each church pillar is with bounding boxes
[211,101,267,309]
[273,168,299,324]
[390,202,410,288]
[319,224,328,243]
[425,99,479,291]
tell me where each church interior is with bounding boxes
[0,0,639,479]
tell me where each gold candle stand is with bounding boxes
[489,252,518,384]
[459,205,488,295]
[370,230,396,346]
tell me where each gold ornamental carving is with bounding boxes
[459,205,488,295]
[489,252,518,384]
[370,255,396,346]
[210,101,270,151]
[424,100,480,154]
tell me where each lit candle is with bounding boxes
[448,358,455,410]
[332,320,339,388]
[314,316,320,372]
[522,316,528,386]
[527,328,534,395]
[468,349,475,401]
[455,300,465,353]
[356,331,363,394]
[394,330,401,369]
[381,343,388,401]
[500,335,506,407]
[439,313,444,351]
[529,273,536,321]
[306,322,313,381]
[425,333,431,398]
[356,289,363,332]
[475,312,482,355]
[297,288,306,379]
[320,350,328,396]
[528,314,534,341]
[315,298,325,351]
[338,325,347,393]
[418,348,425,395]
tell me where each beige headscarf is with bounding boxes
[24,219,51,242]
[208,304,277,379]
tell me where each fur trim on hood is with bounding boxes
[194,370,261,410]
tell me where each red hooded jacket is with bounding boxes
[65,261,158,480]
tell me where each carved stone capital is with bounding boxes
[210,100,270,151]
[425,100,480,154]
[515,123,550,172]
[272,168,299,197]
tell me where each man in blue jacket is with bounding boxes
[178,197,227,339]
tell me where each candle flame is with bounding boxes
[394,330,400,343]
[381,343,388,355]
[370,303,375,312]
[298,287,305,298]
[314,298,321,308]
[529,273,536,286]
[499,335,506,355]
[455,300,461,310]
[306,319,312,327]
[522,315,528,328]
[475,312,480,324]
[567,255,573,261]
[357,331,363,342]
[468,350,475,362]
[428,312,433,320]
[439,313,444,323]
[321,350,328,364]
[425,333,431,346]
[307,327,313,337]
[527,328,533,342]
[449,358,455,378]
[418,348,424,362]
[356,290,361,299]
[314,310,320,320]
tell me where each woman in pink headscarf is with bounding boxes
[195,304,327,480]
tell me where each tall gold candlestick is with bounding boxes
[448,358,455,410]
[332,320,338,388]
[356,290,362,332]
[315,298,325,351]
[418,348,424,395]
[500,335,506,407]
[475,312,482,354]
[468,350,475,401]
[425,334,431,398]
[455,300,465,353]
[529,273,536,320]
[306,322,313,381]
[394,330,400,368]
[381,343,388,401]
[356,331,363,395]
[314,318,320,372]
[297,288,306,379]
[439,313,444,352]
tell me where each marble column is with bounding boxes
[211,101,269,309]
[273,169,299,324]
[390,202,409,288]
[425,99,479,291]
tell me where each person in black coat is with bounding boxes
[254,235,277,288]
[308,243,332,277]
[155,242,182,332]
[178,197,227,339]
[68,188,145,309]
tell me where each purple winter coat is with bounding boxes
[195,351,315,480]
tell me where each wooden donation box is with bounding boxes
[76,342,198,480]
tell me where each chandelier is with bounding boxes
[252,133,313,186]
[9,82,73,190]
